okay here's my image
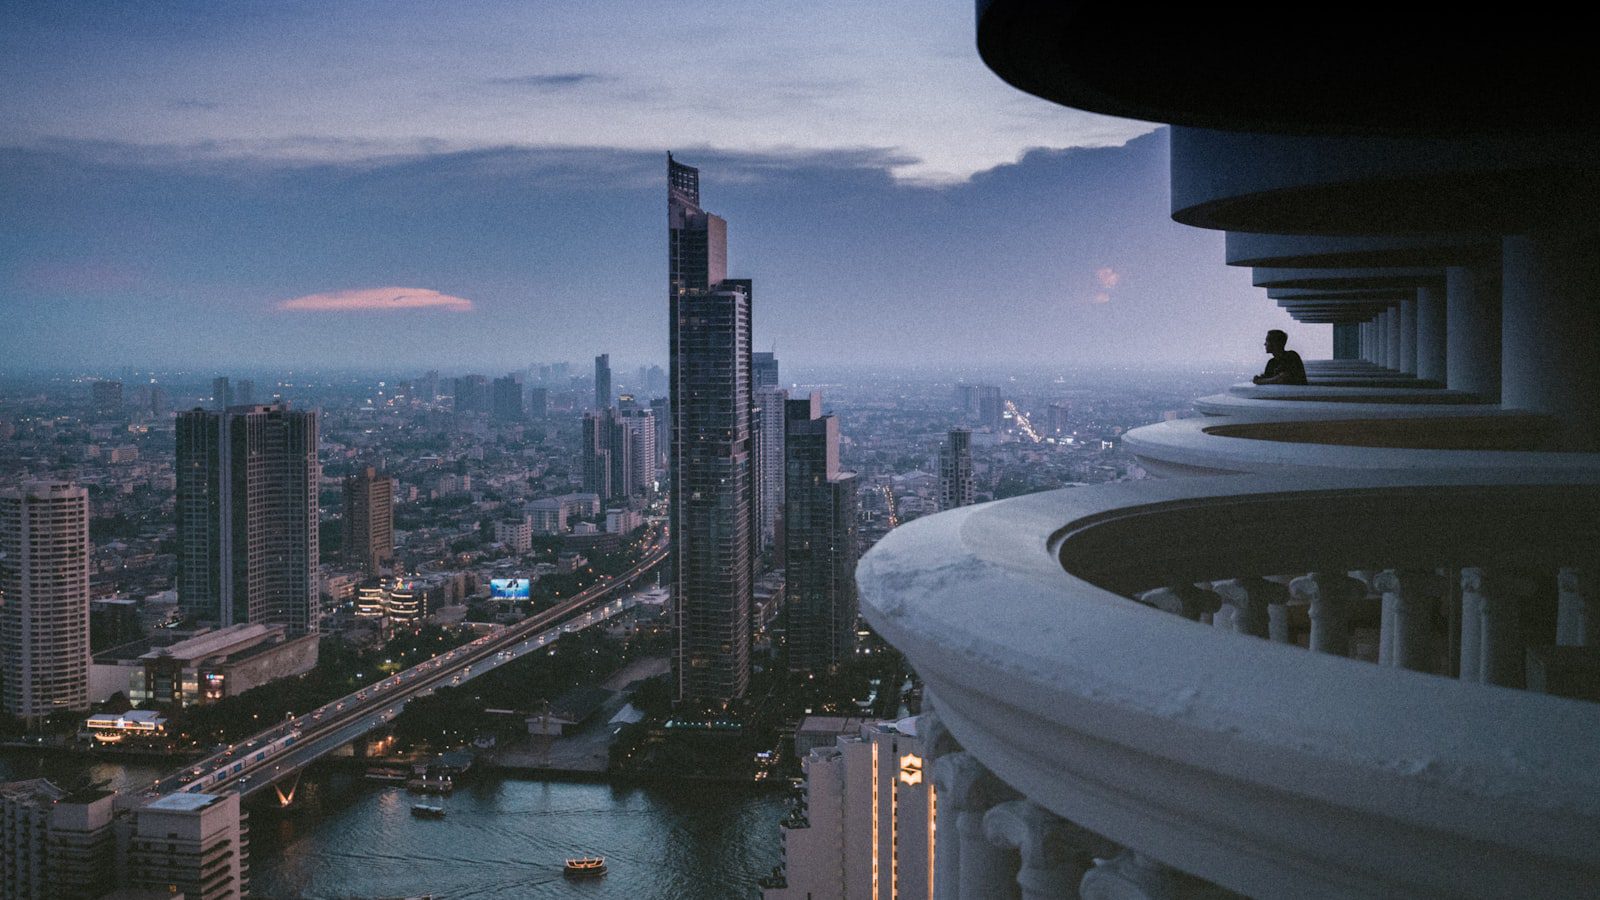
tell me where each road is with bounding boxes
[148,539,668,801]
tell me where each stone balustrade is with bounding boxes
[862,471,1600,898]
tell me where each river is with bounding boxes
[1,754,787,899]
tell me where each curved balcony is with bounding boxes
[859,473,1600,898]
[1122,416,1600,478]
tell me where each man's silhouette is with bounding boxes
[1252,329,1308,385]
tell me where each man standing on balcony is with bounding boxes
[1252,329,1309,385]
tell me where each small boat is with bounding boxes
[563,856,607,878]
[410,803,446,819]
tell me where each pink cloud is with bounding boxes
[276,287,475,313]
[1095,266,1121,290]
[1090,292,1111,304]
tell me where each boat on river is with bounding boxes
[563,856,607,878]
[410,803,445,819]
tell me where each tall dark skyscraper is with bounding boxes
[453,375,488,414]
[491,374,524,421]
[668,154,754,707]
[176,404,320,635]
[91,380,123,416]
[783,396,859,674]
[752,352,779,388]
[939,427,975,511]
[343,466,394,577]
[528,386,549,419]
[212,376,231,412]
[594,354,612,410]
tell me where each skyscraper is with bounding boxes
[176,404,320,635]
[235,379,254,406]
[669,154,754,707]
[212,376,231,411]
[528,387,549,419]
[755,385,789,552]
[938,427,975,511]
[784,397,859,674]
[580,410,616,499]
[0,482,91,719]
[753,352,779,388]
[90,380,122,417]
[491,374,524,421]
[595,353,612,410]
[453,375,488,414]
[343,467,394,577]
[619,407,658,496]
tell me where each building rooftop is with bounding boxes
[138,623,281,662]
[145,792,222,812]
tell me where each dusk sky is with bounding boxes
[1,1,1318,372]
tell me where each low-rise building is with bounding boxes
[96,624,318,708]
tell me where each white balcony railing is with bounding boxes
[859,471,1600,899]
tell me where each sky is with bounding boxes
[0,1,1318,372]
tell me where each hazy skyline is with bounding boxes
[1,2,1320,371]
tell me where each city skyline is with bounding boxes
[1,6,1319,373]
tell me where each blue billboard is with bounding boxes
[490,578,531,600]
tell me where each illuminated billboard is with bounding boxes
[490,578,531,600]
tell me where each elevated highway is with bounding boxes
[146,540,667,804]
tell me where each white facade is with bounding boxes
[0,481,91,718]
[764,718,934,900]
[495,517,533,553]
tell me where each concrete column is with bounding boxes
[1360,321,1373,362]
[1375,570,1444,672]
[1445,263,1502,402]
[1139,584,1222,622]
[1458,572,1482,683]
[1557,566,1600,647]
[984,801,1086,900]
[921,701,963,900]
[1374,312,1389,368]
[934,752,1020,900]
[1385,307,1402,372]
[1212,577,1287,639]
[1332,322,1360,360]
[1291,573,1365,656]
[1502,229,1600,450]
[1399,295,1418,375]
[1416,281,1447,384]
[1462,567,1533,688]
[1080,851,1178,900]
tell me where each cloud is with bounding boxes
[276,287,474,313]
[1095,266,1121,289]
[487,73,604,90]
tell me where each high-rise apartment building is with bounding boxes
[1045,400,1070,436]
[595,353,612,410]
[761,719,933,900]
[176,404,320,635]
[342,466,393,577]
[0,482,91,719]
[580,410,616,499]
[619,407,658,496]
[90,380,122,416]
[753,352,779,388]
[938,427,975,511]
[0,780,117,900]
[491,374,524,421]
[528,386,549,419]
[755,385,789,552]
[452,375,488,414]
[669,154,754,706]
[977,385,1004,429]
[211,376,231,411]
[126,792,247,900]
[235,379,254,406]
[784,397,859,674]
